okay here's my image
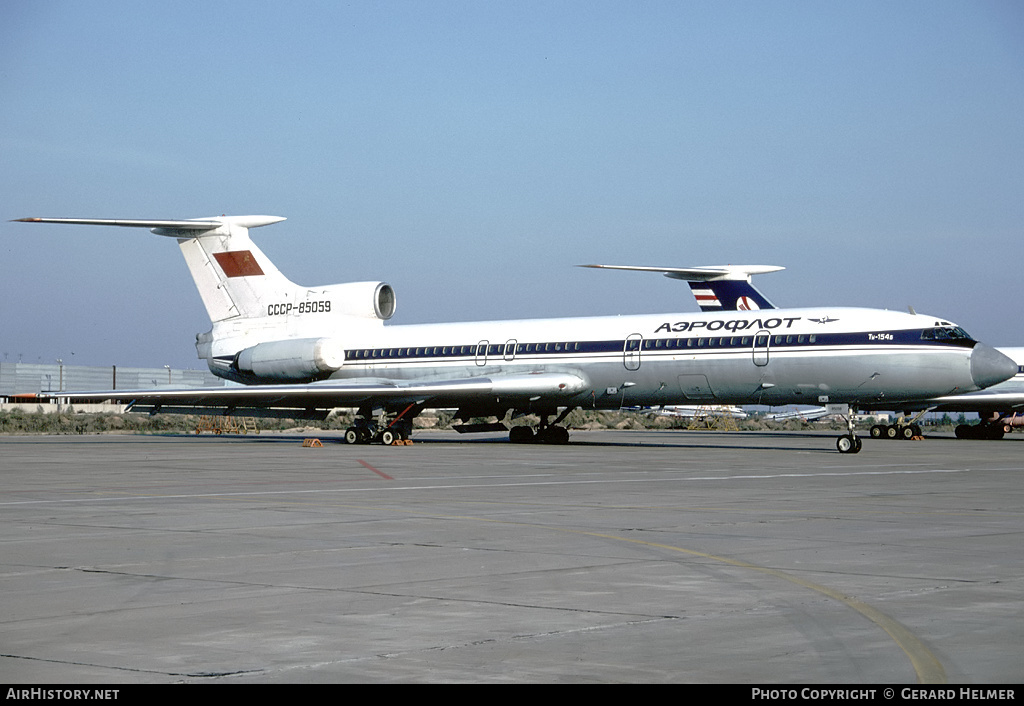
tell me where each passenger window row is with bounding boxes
[344,334,825,361]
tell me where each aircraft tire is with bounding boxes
[509,426,534,444]
[379,429,396,446]
[836,434,862,454]
[869,425,884,439]
[344,428,360,445]
[885,425,899,440]
[899,425,915,440]
[540,426,569,445]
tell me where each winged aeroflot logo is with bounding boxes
[810,316,839,324]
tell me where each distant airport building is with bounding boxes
[0,362,223,399]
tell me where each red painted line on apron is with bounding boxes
[357,459,393,480]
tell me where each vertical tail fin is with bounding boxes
[152,216,292,322]
[685,278,776,311]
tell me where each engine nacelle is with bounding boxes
[235,337,346,380]
[324,281,396,320]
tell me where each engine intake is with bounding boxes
[325,281,396,320]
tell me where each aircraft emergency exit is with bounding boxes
[15,216,1017,453]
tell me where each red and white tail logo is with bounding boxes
[213,250,265,278]
[690,287,721,308]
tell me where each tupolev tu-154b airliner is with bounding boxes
[15,215,1017,453]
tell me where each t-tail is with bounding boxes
[14,216,397,383]
[579,264,781,311]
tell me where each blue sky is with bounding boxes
[2,1,1022,368]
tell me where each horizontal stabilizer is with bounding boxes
[13,216,286,237]
[15,217,218,230]
[580,264,782,311]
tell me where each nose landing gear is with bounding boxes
[836,405,862,454]
[836,433,863,454]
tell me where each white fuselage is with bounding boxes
[205,306,992,412]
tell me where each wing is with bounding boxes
[39,372,588,418]
[906,391,1024,413]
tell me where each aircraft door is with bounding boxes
[624,334,642,371]
[753,330,770,367]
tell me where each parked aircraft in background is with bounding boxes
[658,405,747,419]
[592,262,1024,440]
[763,406,832,422]
[16,216,1017,452]
[917,347,1024,439]
[627,405,748,419]
[578,264,781,311]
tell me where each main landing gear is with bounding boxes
[343,404,417,445]
[868,410,928,441]
[955,421,1008,440]
[343,425,410,445]
[955,412,1019,440]
[836,405,862,454]
[509,425,570,444]
[509,407,574,445]
[869,422,922,440]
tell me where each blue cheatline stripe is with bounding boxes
[342,329,975,364]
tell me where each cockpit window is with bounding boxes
[921,326,973,341]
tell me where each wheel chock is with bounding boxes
[302,438,323,447]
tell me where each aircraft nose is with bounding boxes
[970,343,1018,389]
